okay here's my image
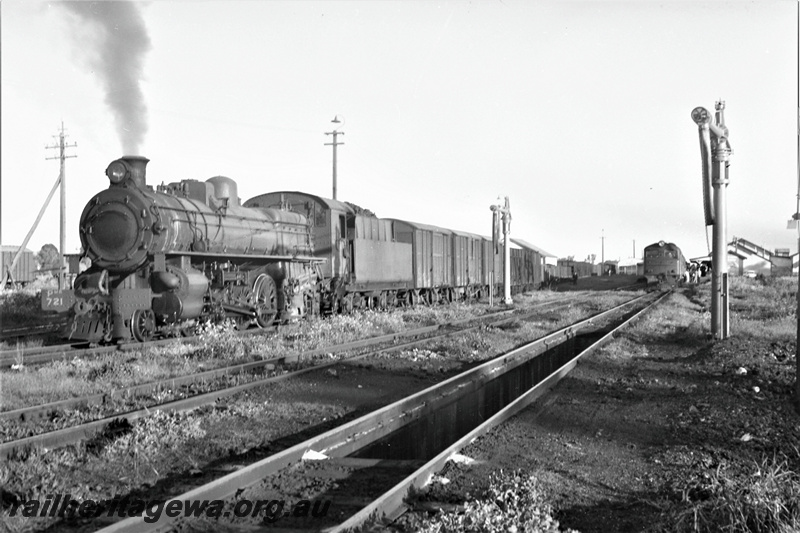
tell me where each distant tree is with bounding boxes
[587,254,597,264]
[36,244,61,272]
[344,201,377,217]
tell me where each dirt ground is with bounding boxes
[412,285,800,532]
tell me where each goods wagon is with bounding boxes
[1,246,36,286]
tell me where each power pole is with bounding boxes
[45,122,77,289]
[601,229,605,275]
[324,116,344,200]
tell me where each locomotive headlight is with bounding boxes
[105,160,129,184]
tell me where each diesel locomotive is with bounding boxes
[643,241,686,284]
[44,156,545,343]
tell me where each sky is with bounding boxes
[1,0,798,264]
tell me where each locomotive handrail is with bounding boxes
[156,204,312,230]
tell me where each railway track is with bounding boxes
[90,290,665,532]
[0,299,551,369]
[0,319,67,340]
[9,290,650,531]
[0,328,246,369]
[1,298,581,458]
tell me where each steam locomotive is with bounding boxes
[44,156,544,343]
[43,156,321,343]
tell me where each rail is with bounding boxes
[92,291,658,532]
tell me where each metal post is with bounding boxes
[795,2,800,411]
[490,197,512,305]
[711,101,731,339]
[503,197,512,304]
[711,182,723,336]
[722,272,729,336]
[692,102,731,340]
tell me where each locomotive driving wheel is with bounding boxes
[253,274,277,328]
[131,309,155,342]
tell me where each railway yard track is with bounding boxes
[0,298,564,369]
[89,291,664,532]
[0,288,664,532]
[0,327,270,369]
[0,298,585,458]
[0,319,68,341]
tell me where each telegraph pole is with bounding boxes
[324,116,344,200]
[45,122,77,289]
[601,229,605,275]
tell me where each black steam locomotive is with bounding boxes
[44,156,321,342]
[45,156,545,343]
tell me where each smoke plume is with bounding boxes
[62,1,151,154]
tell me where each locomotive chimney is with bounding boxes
[122,155,149,188]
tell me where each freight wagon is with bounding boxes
[1,245,36,287]
[244,191,545,312]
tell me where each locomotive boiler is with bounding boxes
[46,156,321,343]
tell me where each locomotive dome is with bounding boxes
[207,175,239,206]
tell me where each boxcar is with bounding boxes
[510,247,537,293]
[390,219,453,302]
[451,229,484,297]
[245,190,543,310]
[1,245,36,286]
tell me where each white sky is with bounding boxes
[1,0,798,263]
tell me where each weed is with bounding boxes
[195,320,247,359]
[104,410,206,485]
[666,455,800,533]
[408,469,577,532]
[0,290,43,326]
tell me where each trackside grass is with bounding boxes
[0,291,627,412]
